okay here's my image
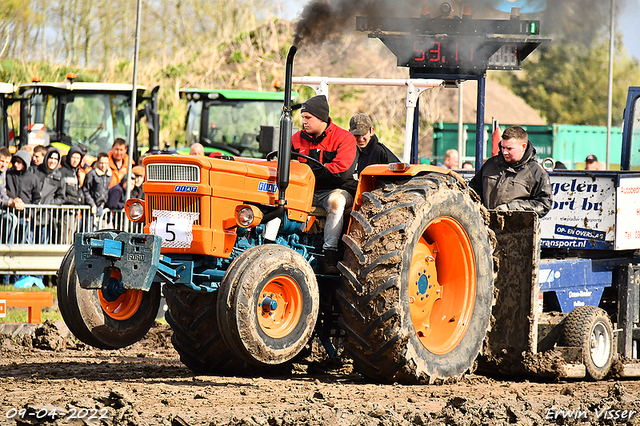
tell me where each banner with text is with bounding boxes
[540,176,616,250]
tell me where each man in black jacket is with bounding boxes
[6,150,41,243]
[34,147,62,243]
[349,113,399,176]
[83,153,111,214]
[469,125,552,218]
[82,152,112,231]
[0,147,23,245]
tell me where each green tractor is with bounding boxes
[179,88,297,157]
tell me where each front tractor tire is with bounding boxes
[57,246,161,349]
[561,305,614,380]
[337,174,494,383]
[217,245,319,366]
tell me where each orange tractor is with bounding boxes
[57,46,495,383]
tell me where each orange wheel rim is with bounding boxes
[408,217,476,355]
[98,270,143,321]
[257,275,303,339]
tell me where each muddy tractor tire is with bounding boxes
[337,174,494,383]
[57,245,161,349]
[164,284,242,375]
[217,244,319,366]
[561,305,614,380]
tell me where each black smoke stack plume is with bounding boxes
[293,0,359,46]
[293,0,416,46]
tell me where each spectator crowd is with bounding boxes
[0,138,146,245]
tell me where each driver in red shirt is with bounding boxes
[291,95,357,274]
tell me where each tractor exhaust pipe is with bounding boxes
[276,46,297,206]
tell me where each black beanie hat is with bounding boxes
[301,95,330,123]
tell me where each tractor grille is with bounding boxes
[147,195,201,225]
[147,164,200,183]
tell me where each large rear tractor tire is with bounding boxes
[337,174,494,383]
[561,305,614,380]
[57,246,161,349]
[217,245,319,366]
[164,284,241,375]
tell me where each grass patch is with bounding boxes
[0,308,62,323]
[0,284,57,299]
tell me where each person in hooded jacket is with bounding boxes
[7,150,42,205]
[55,145,86,243]
[6,150,41,243]
[55,145,85,206]
[35,147,62,205]
[469,125,552,218]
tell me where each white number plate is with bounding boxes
[149,210,200,248]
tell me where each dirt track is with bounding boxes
[1,320,640,426]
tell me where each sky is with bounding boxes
[283,0,640,60]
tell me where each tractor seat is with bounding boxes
[310,206,327,217]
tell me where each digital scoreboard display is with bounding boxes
[357,15,547,73]
[376,35,543,71]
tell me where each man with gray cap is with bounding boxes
[292,94,357,274]
[349,113,399,176]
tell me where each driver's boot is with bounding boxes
[320,249,340,275]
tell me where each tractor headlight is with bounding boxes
[237,207,254,226]
[235,205,263,228]
[126,200,145,222]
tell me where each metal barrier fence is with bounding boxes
[0,205,144,275]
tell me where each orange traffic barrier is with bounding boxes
[0,291,53,324]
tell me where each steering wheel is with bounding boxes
[266,151,330,173]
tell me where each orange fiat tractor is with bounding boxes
[58,5,640,384]
[56,45,495,383]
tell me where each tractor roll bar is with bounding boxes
[291,77,443,163]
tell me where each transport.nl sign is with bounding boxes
[540,175,616,250]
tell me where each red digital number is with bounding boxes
[430,42,441,62]
[414,40,425,61]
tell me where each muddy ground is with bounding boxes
[1,321,640,426]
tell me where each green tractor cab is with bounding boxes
[180,88,297,157]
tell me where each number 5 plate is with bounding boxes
[149,210,200,248]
